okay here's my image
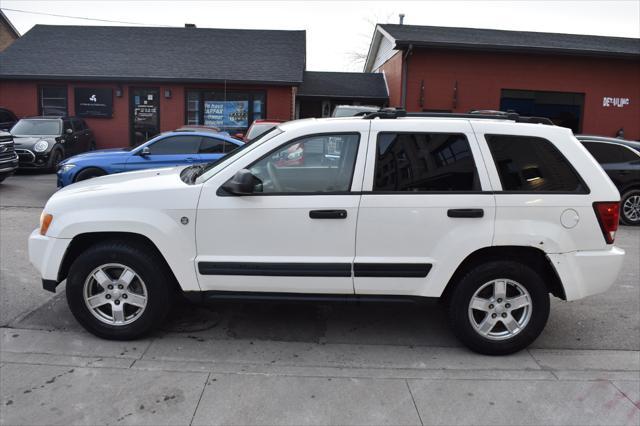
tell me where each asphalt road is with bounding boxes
[0,172,639,350]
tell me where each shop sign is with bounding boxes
[204,101,249,128]
[75,88,113,118]
[602,97,630,108]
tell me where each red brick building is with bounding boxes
[0,25,304,148]
[365,24,640,140]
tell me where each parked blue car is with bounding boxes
[57,130,242,187]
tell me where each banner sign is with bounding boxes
[75,88,113,118]
[204,101,249,128]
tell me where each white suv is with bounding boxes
[28,111,625,355]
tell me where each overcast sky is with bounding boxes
[2,0,639,71]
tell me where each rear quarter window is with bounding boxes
[485,134,588,193]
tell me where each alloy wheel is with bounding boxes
[467,279,532,340]
[83,263,148,326]
[623,195,640,223]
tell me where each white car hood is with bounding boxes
[46,166,202,214]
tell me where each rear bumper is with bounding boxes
[28,228,72,292]
[548,246,625,301]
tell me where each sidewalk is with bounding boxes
[1,327,638,426]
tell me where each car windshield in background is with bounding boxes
[11,119,61,136]
[246,123,276,141]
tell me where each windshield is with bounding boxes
[11,119,61,136]
[194,127,283,184]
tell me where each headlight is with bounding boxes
[33,140,49,152]
[59,163,76,173]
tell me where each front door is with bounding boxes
[126,134,202,171]
[130,88,160,146]
[195,121,369,294]
[354,119,495,297]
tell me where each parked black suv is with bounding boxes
[11,116,95,172]
[0,108,18,132]
[577,135,640,225]
[0,131,18,183]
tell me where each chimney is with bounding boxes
[399,14,405,25]
[185,23,196,28]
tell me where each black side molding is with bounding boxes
[354,263,431,278]
[447,208,484,218]
[198,262,351,277]
[42,279,59,293]
[198,262,433,279]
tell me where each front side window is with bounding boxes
[39,86,68,116]
[199,136,237,154]
[486,134,587,193]
[248,133,360,193]
[147,135,201,155]
[373,133,480,192]
[71,118,85,132]
[583,142,640,164]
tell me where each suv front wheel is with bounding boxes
[448,260,550,355]
[66,240,172,340]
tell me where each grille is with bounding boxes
[0,140,16,162]
[16,148,35,162]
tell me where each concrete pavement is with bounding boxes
[1,327,639,425]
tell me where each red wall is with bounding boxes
[385,49,640,140]
[0,80,295,149]
[378,51,403,108]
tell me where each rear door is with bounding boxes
[126,134,202,171]
[354,119,495,297]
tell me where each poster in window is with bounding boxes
[75,88,113,118]
[204,101,249,128]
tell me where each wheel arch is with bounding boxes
[440,245,566,301]
[57,231,180,292]
[73,166,107,182]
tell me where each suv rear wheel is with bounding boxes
[66,240,171,340]
[448,260,550,355]
[620,189,640,226]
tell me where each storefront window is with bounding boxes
[185,90,265,132]
[39,86,68,116]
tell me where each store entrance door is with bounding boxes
[130,88,160,146]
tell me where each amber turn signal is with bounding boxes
[40,213,53,236]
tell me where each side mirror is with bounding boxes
[139,147,151,157]
[221,169,255,195]
[65,128,73,135]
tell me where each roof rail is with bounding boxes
[362,108,553,125]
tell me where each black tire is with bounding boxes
[620,189,640,226]
[48,149,64,173]
[66,240,172,340]
[447,260,550,355]
[74,167,107,183]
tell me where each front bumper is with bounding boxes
[548,246,625,301]
[0,154,19,175]
[16,149,50,169]
[28,228,72,292]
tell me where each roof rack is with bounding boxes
[362,108,554,125]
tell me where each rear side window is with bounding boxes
[583,142,640,163]
[199,137,237,154]
[147,135,201,155]
[486,135,587,193]
[373,133,480,192]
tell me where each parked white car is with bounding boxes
[29,111,625,354]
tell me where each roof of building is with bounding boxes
[0,25,305,84]
[365,23,640,71]
[297,71,388,99]
[0,10,20,39]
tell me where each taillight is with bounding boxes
[593,202,619,244]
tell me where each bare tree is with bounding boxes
[345,11,397,71]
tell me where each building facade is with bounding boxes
[365,24,640,140]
